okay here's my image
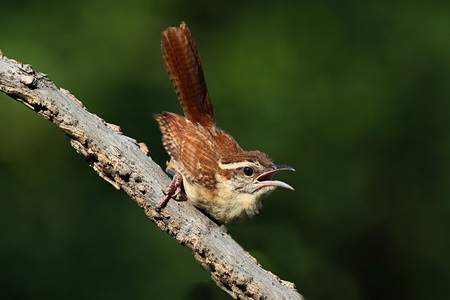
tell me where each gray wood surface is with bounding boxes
[0,51,302,300]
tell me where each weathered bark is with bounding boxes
[0,50,302,300]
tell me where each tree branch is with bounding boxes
[0,50,303,300]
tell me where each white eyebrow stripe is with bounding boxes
[218,161,263,170]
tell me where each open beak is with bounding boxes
[256,164,295,190]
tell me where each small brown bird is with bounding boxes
[155,22,294,225]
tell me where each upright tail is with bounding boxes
[161,22,215,128]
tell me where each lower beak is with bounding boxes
[256,164,295,190]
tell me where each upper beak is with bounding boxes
[256,164,295,190]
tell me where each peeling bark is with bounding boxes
[0,51,302,300]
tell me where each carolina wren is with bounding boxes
[155,22,294,225]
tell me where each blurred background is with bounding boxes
[1,1,449,299]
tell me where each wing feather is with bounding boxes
[155,112,218,188]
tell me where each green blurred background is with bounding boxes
[1,1,449,299]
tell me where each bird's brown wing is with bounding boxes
[161,22,215,128]
[155,112,218,189]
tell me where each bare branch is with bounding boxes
[0,51,303,300]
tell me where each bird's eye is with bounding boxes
[243,166,254,176]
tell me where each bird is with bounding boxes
[155,22,294,225]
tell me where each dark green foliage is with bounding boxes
[1,1,449,299]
